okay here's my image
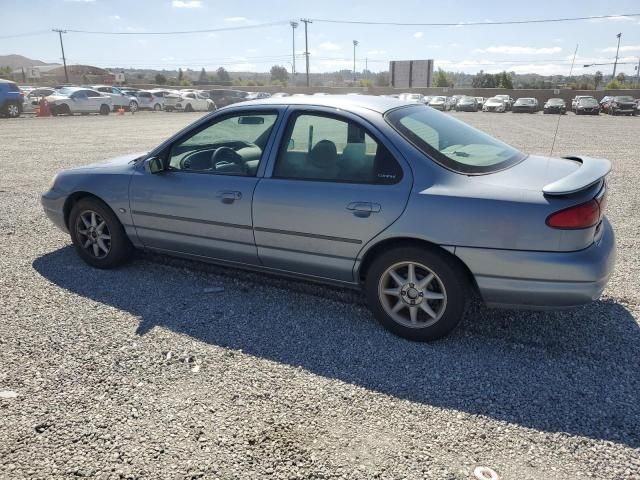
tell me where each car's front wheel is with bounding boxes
[129,101,138,112]
[99,104,110,115]
[365,246,468,341]
[5,101,21,118]
[153,103,162,111]
[69,197,132,269]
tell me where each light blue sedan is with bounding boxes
[42,96,615,341]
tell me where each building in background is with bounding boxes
[11,64,116,85]
[389,60,434,88]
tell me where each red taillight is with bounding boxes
[546,199,600,229]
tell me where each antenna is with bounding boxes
[549,44,578,157]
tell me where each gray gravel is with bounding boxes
[1,111,639,480]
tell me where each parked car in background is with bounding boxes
[482,97,506,112]
[423,95,434,104]
[574,97,600,115]
[42,95,615,341]
[208,89,249,108]
[475,97,485,108]
[398,93,425,103]
[543,98,567,114]
[512,98,538,113]
[572,95,595,112]
[428,96,451,111]
[0,79,24,118]
[47,87,112,115]
[133,91,164,111]
[92,85,138,112]
[246,92,272,100]
[22,87,56,113]
[455,96,478,112]
[603,96,637,116]
[164,90,215,112]
[271,92,290,98]
[494,94,514,110]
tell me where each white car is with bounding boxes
[398,93,425,103]
[133,91,164,111]
[164,91,215,112]
[482,97,506,113]
[571,95,595,112]
[22,87,56,113]
[46,87,113,115]
[92,85,139,112]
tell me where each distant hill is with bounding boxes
[0,54,57,69]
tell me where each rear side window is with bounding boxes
[274,113,403,185]
[7,83,20,92]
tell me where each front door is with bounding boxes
[253,109,412,282]
[130,109,281,265]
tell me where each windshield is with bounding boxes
[579,98,598,106]
[486,98,502,105]
[430,96,445,102]
[515,99,534,104]
[615,96,634,102]
[547,99,564,105]
[386,105,525,174]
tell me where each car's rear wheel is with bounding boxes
[5,102,20,118]
[365,246,468,341]
[69,198,132,269]
[59,104,71,115]
[185,103,194,112]
[153,103,162,111]
[207,102,215,111]
[99,104,110,115]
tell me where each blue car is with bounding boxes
[0,79,24,118]
[42,96,615,341]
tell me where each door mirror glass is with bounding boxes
[238,116,265,125]
[144,156,164,174]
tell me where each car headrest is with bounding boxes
[341,143,367,167]
[308,140,338,169]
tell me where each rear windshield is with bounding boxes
[385,105,526,174]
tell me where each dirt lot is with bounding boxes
[1,110,638,480]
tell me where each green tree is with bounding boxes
[496,71,513,89]
[215,67,231,85]
[594,71,603,89]
[199,68,207,82]
[178,68,184,81]
[616,72,626,84]
[270,65,288,85]
[434,68,451,87]
[154,73,167,85]
[374,71,388,87]
[605,79,623,89]
[471,70,496,88]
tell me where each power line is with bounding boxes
[309,13,640,26]
[60,21,288,35]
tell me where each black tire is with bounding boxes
[59,104,71,115]
[69,197,132,269]
[153,103,162,111]
[185,103,194,112]
[128,101,138,112]
[207,102,215,111]
[99,104,110,115]
[4,101,21,118]
[365,246,468,341]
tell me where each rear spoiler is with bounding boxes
[542,156,611,196]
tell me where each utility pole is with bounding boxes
[290,21,298,79]
[352,40,359,82]
[300,19,311,87]
[365,58,368,80]
[635,57,640,87]
[612,32,622,81]
[52,29,69,83]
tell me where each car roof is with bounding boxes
[236,94,413,114]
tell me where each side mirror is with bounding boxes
[144,156,165,174]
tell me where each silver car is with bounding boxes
[41,96,615,341]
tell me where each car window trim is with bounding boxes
[270,108,404,186]
[161,108,281,177]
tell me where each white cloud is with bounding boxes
[224,16,248,22]
[367,49,387,55]
[474,45,562,55]
[413,32,423,38]
[109,15,121,20]
[319,41,341,51]
[171,1,202,8]
[600,44,640,53]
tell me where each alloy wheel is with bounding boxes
[378,261,447,328]
[75,210,111,259]
[7,104,19,117]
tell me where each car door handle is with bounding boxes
[217,190,242,204]
[346,202,381,217]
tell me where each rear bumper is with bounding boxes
[41,188,69,233]
[456,218,616,309]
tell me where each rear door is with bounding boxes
[129,108,283,265]
[252,107,412,282]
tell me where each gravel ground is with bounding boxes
[1,111,639,480]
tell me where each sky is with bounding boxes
[1,0,640,76]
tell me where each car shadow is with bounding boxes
[33,246,639,448]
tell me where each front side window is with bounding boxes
[386,105,525,174]
[274,113,402,184]
[167,112,278,176]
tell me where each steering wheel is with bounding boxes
[211,146,247,173]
